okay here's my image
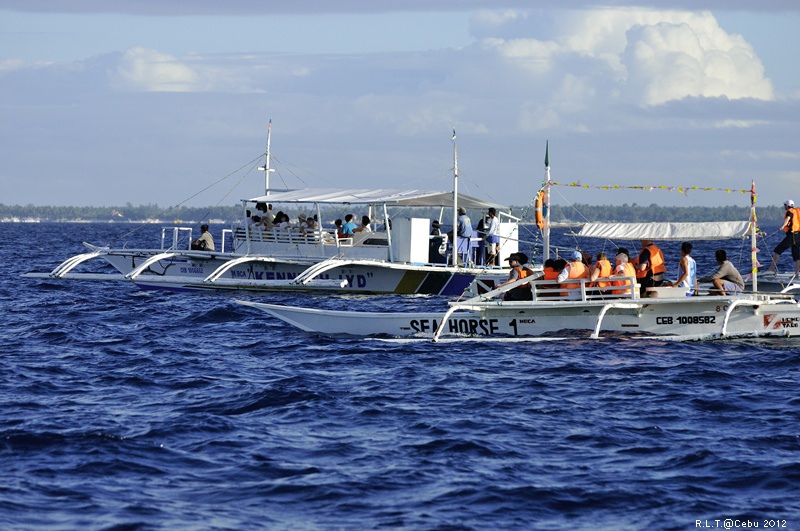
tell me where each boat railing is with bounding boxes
[531,276,640,301]
[233,226,324,244]
[232,227,388,249]
[160,227,194,251]
[465,275,639,304]
[220,229,232,253]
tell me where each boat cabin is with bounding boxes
[230,188,520,267]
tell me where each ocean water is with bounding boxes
[4,222,800,530]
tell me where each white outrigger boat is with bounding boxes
[235,280,800,341]
[235,157,800,341]
[24,128,522,295]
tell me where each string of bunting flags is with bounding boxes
[549,181,754,195]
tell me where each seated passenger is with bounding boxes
[535,259,557,297]
[342,214,358,235]
[699,249,744,296]
[611,248,637,295]
[589,251,613,293]
[191,224,215,251]
[334,219,346,239]
[498,253,534,301]
[353,215,371,233]
[557,251,589,290]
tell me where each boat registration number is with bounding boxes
[656,315,716,325]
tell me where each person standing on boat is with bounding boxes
[765,199,800,276]
[665,241,697,296]
[498,253,534,301]
[699,249,744,296]
[635,239,666,296]
[456,207,472,238]
[447,208,474,264]
[191,224,215,251]
[484,208,501,266]
[557,250,590,290]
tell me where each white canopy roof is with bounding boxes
[247,188,506,210]
[575,221,751,241]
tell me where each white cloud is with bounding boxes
[482,8,773,108]
[110,47,204,92]
[619,14,773,104]
[1,5,796,208]
[0,58,26,75]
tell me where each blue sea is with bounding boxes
[4,222,799,530]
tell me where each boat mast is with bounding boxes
[543,141,551,261]
[750,180,758,292]
[451,130,459,267]
[258,118,275,196]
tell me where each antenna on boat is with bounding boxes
[451,129,459,268]
[258,118,275,196]
[543,140,551,261]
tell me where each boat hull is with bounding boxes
[99,250,504,295]
[237,296,800,340]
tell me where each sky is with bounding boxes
[2,1,799,210]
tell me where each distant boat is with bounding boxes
[24,125,522,296]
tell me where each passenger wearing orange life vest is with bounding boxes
[634,239,666,296]
[589,251,613,289]
[498,252,534,301]
[765,199,800,276]
[611,248,637,295]
[557,250,590,290]
[537,258,562,297]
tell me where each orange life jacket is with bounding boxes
[612,263,637,294]
[784,208,800,233]
[636,245,666,278]
[538,266,561,297]
[561,260,588,290]
[517,266,534,287]
[591,259,613,288]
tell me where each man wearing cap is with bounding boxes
[766,199,800,275]
[557,250,589,290]
[498,253,534,300]
[191,224,215,251]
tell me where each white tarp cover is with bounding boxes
[247,188,506,210]
[576,221,751,241]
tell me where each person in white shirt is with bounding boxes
[484,207,500,265]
